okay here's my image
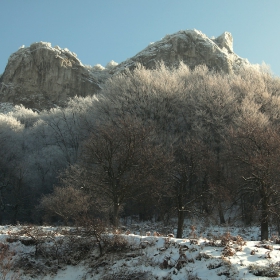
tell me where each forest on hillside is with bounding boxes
[1,63,280,240]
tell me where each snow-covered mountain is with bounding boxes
[115,29,249,73]
[0,42,101,110]
[0,30,250,110]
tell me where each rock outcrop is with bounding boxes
[0,42,101,110]
[0,30,250,110]
[115,30,249,74]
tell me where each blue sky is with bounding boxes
[1,0,280,76]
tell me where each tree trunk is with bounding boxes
[216,147,226,225]
[64,218,69,226]
[177,208,184,238]
[112,202,120,228]
[260,194,269,240]
[218,201,226,224]
[261,218,269,241]
[93,230,103,257]
[12,204,19,225]
[0,189,5,225]
[176,190,184,238]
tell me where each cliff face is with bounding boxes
[0,30,250,110]
[0,42,100,110]
[115,30,249,74]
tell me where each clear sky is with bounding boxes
[1,0,280,76]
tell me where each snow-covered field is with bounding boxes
[0,222,280,280]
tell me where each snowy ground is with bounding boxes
[0,222,280,280]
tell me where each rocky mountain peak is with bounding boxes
[0,30,250,110]
[0,42,100,110]
[213,31,233,53]
[115,29,249,74]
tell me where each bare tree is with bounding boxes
[169,138,211,238]
[229,122,280,240]
[79,116,170,227]
[40,186,92,225]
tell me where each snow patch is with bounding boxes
[105,60,118,70]
[92,64,105,71]
[0,223,279,279]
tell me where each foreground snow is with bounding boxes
[0,224,280,279]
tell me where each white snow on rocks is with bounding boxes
[9,42,84,67]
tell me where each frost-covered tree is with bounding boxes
[2,60,280,230]
[40,96,99,164]
[0,114,25,223]
[97,64,241,223]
